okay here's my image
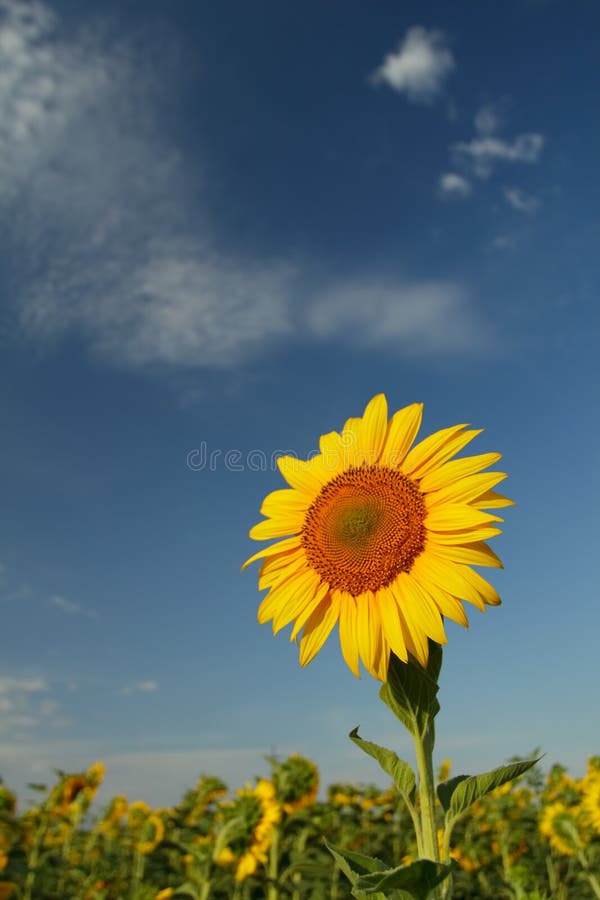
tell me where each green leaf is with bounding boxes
[356,859,454,899]
[172,884,201,899]
[436,775,469,813]
[379,644,442,738]
[349,728,416,802]
[324,840,388,883]
[447,758,541,819]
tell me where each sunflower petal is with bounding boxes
[356,591,381,678]
[411,553,486,611]
[472,490,516,509]
[277,456,327,495]
[260,488,311,518]
[455,565,501,606]
[430,541,504,568]
[425,505,503,531]
[273,577,329,635]
[379,402,423,468]
[359,394,388,464]
[426,526,502,545]
[425,472,507,507]
[250,514,305,540]
[419,452,502,492]
[241,536,302,571]
[338,591,361,678]
[299,594,340,666]
[376,587,409,662]
[402,424,469,476]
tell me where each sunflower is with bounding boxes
[581,778,600,833]
[270,754,319,815]
[244,394,512,680]
[539,802,582,856]
[216,779,281,882]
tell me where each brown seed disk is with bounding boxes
[301,465,426,594]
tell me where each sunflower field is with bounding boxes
[1,753,599,900]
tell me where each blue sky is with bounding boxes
[1,0,599,809]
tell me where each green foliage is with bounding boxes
[348,729,416,803]
[356,859,454,899]
[439,758,541,819]
[1,753,599,899]
[379,645,442,739]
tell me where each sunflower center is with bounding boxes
[301,465,426,594]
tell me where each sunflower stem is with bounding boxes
[267,824,280,900]
[414,722,439,865]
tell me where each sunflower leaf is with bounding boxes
[349,727,416,802]
[447,758,541,820]
[379,643,442,738]
[355,859,454,898]
[436,775,470,813]
[324,840,388,881]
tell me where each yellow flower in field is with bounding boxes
[155,890,174,900]
[99,795,128,833]
[219,779,281,882]
[136,815,165,855]
[244,394,512,680]
[43,821,72,848]
[450,846,479,872]
[216,846,236,866]
[236,851,258,881]
[269,754,319,814]
[540,802,581,856]
[581,778,600,833]
[127,800,151,827]
[86,761,105,788]
[437,759,452,783]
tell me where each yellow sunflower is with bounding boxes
[244,394,512,680]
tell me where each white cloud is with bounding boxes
[0,675,48,695]
[50,594,97,618]
[490,234,516,251]
[306,278,489,354]
[0,1,494,370]
[453,132,545,179]
[474,103,504,136]
[1,0,294,370]
[119,680,159,696]
[370,26,455,103]
[503,186,540,213]
[439,172,471,197]
[0,674,60,736]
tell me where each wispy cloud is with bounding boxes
[49,594,98,619]
[0,1,494,370]
[0,676,48,695]
[0,674,65,735]
[370,26,455,103]
[439,172,471,198]
[503,186,540,213]
[474,102,506,137]
[306,277,490,355]
[490,234,516,251]
[453,133,544,179]
[1,0,295,370]
[119,680,159,696]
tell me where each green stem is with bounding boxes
[267,825,280,900]
[577,849,600,900]
[413,724,439,863]
[23,814,50,900]
[129,847,146,900]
